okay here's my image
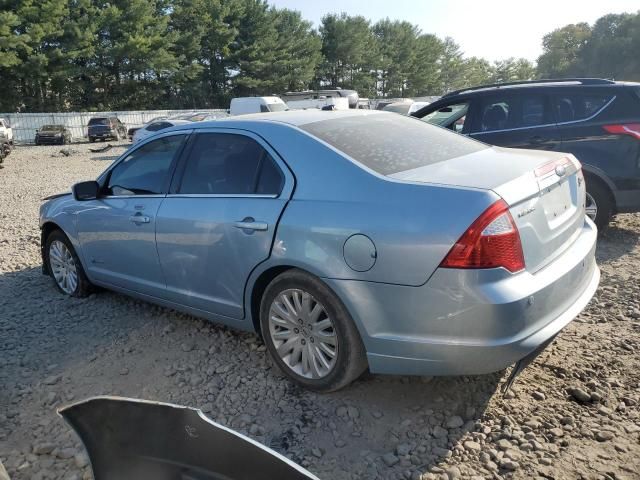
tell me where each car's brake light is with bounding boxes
[603,123,640,140]
[440,200,525,273]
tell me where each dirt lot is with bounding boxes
[0,144,639,480]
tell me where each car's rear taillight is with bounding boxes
[440,200,525,273]
[603,123,640,140]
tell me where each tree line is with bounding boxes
[0,1,637,113]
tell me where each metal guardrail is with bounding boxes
[0,109,228,145]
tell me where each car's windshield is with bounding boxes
[267,103,288,112]
[301,113,487,175]
[88,118,109,126]
[40,125,62,131]
[421,103,469,127]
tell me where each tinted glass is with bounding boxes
[146,122,171,132]
[302,114,487,175]
[88,118,109,126]
[553,94,613,122]
[521,97,546,127]
[107,135,185,196]
[179,133,282,194]
[256,156,284,194]
[478,97,514,132]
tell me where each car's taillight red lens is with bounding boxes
[603,123,640,140]
[440,200,525,273]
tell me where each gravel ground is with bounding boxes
[1,144,639,480]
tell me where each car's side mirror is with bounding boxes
[73,181,100,201]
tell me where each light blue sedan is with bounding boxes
[40,110,599,391]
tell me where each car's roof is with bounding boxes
[439,78,640,101]
[171,109,387,131]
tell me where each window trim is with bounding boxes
[470,94,616,135]
[168,128,291,199]
[97,130,193,197]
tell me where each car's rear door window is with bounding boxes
[106,135,186,196]
[552,93,614,123]
[301,114,487,175]
[474,94,552,132]
[178,133,283,195]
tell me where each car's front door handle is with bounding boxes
[529,135,545,145]
[234,218,268,231]
[129,214,150,224]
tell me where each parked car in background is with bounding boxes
[35,125,72,145]
[230,97,288,115]
[414,78,640,229]
[0,132,8,164]
[382,100,431,115]
[132,119,192,144]
[128,116,168,140]
[40,110,598,392]
[0,118,13,146]
[88,116,127,142]
[281,89,359,109]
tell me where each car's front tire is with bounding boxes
[260,269,368,392]
[45,230,92,297]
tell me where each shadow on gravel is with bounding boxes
[596,223,640,263]
[269,371,501,477]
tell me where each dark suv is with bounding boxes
[414,78,640,229]
[88,116,127,143]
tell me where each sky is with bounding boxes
[267,0,639,62]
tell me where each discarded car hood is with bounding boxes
[58,396,320,480]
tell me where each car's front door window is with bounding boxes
[106,135,185,196]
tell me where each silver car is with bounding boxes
[39,110,600,391]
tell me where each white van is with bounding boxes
[230,96,288,116]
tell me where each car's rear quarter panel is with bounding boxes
[252,122,499,287]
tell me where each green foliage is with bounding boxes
[537,23,591,78]
[9,2,636,112]
[537,12,640,82]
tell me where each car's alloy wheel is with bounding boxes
[49,240,79,294]
[260,269,367,392]
[585,191,598,222]
[45,230,92,297]
[268,289,338,379]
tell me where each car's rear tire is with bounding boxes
[260,269,368,392]
[45,230,92,297]
[585,179,613,231]
[89,137,95,143]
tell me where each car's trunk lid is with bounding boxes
[390,146,586,273]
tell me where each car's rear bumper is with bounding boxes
[325,217,599,376]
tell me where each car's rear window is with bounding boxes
[88,118,109,126]
[301,114,488,175]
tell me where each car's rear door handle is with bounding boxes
[129,214,150,224]
[234,218,268,231]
